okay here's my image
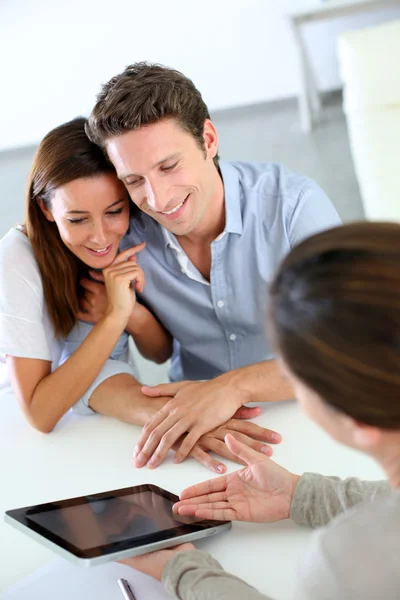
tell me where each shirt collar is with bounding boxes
[161,226,179,249]
[220,161,243,235]
[160,161,243,247]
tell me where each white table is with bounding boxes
[285,0,400,131]
[0,390,384,599]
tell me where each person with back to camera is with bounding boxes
[0,117,277,473]
[81,61,342,470]
[122,222,399,600]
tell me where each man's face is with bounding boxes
[106,118,220,237]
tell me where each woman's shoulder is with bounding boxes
[0,227,35,262]
[0,227,41,284]
[300,490,400,596]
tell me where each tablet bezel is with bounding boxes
[5,484,231,562]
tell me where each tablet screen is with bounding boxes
[26,489,198,551]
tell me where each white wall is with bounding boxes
[1,0,400,151]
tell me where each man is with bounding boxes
[83,62,341,468]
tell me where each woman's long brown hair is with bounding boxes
[270,222,400,429]
[25,117,116,337]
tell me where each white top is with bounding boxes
[0,228,62,391]
[0,228,137,412]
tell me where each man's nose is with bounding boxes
[143,179,167,212]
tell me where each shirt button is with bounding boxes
[217,300,224,308]
[229,334,237,341]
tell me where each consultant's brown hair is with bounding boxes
[26,117,115,336]
[86,62,219,167]
[269,222,400,429]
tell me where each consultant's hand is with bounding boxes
[135,380,281,469]
[78,244,145,325]
[173,434,299,523]
[120,543,195,581]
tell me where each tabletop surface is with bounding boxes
[0,390,384,599]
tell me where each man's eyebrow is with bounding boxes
[119,153,181,180]
[66,198,125,214]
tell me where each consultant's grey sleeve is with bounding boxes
[163,549,271,600]
[290,472,390,528]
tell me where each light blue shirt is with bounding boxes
[121,161,341,382]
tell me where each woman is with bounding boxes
[0,117,276,473]
[0,117,172,434]
[123,222,399,599]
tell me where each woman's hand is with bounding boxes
[120,543,195,582]
[134,380,281,469]
[174,434,299,523]
[78,244,145,326]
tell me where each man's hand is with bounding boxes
[173,434,299,523]
[183,417,278,474]
[135,380,281,469]
[120,543,194,582]
[78,277,108,324]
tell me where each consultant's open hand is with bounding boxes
[120,543,194,582]
[135,379,282,469]
[173,434,299,523]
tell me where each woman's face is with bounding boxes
[41,174,130,268]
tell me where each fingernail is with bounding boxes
[216,464,225,473]
[135,453,145,467]
[261,445,273,456]
[133,445,139,457]
[272,433,282,443]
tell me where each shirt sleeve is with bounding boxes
[290,472,390,528]
[0,241,52,361]
[288,181,342,248]
[162,550,271,600]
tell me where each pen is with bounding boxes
[117,578,136,600]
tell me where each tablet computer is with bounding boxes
[4,484,231,567]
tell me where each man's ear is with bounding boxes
[37,199,54,222]
[203,119,219,159]
[351,420,382,448]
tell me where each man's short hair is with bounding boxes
[86,62,219,167]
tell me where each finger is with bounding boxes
[88,270,105,282]
[227,420,281,444]
[199,437,247,466]
[135,415,189,468]
[141,382,188,398]
[80,278,103,293]
[79,299,93,313]
[173,425,209,464]
[225,433,268,466]
[225,431,273,457]
[189,446,226,475]
[179,476,228,501]
[173,491,228,512]
[133,409,171,462]
[76,311,93,322]
[147,420,194,469]
[233,406,262,419]
[106,265,146,293]
[112,243,146,265]
[178,505,236,521]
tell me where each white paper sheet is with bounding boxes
[1,559,171,600]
